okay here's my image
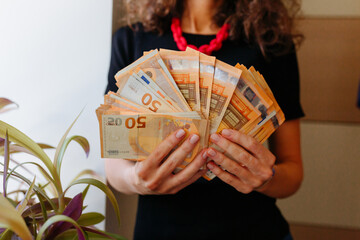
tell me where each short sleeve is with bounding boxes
[105,26,136,94]
[259,48,305,121]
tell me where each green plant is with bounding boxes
[0,98,125,240]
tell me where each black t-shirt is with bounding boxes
[106,23,304,240]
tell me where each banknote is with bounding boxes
[99,48,286,181]
[105,92,153,113]
[217,87,261,134]
[115,49,191,112]
[186,47,215,119]
[135,69,182,112]
[159,48,201,112]
[247,67,285,143]
[117,74,176,113]
[208,60,241,134]
[234,64,275,121]
[97,110,209,164]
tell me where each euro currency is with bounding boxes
[117,74,176,113]
[161,111,203,119]
[208,60,241,134]
[100,47,286,181]
[116,49,191,112]
[247,67,285,143]
[105,92,152,113]
[131,73,180,112]
[235,64,275,121]
[248,110,279,143]
[159,49,201,112]
[135,69,182,112]
[187,47,215,119]
[217,87,261,134]
[97,110,209,164]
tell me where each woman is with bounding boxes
[105,0,304,239]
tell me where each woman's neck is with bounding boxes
[181,0,223,35]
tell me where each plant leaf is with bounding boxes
[62,193,83,220]
[4,161,55,189]
[15,176,36,214]
[66,178,120,226]
[0,98,18,114]
[2,171,57,211]
[81,226,126,240]
[70,170,103,185]
[77,213,105,226]
[36,215,87,240]
[0,143,54,156]
[0,229,13,240]
[0,195,32,240]
[55,135,90,176]
[53,110,84,175]
[2,131,9,197]
[0,120,58,182]
[45,193,83,239]
[82,184,90,200]
[22,197,72,218]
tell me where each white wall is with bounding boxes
[0,0,112,229]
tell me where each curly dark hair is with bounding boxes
[125,0,303,56]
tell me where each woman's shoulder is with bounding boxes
[112,22,145,40]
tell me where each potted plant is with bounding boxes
[0,98,125,240]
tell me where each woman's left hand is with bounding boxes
[205,129,275,194]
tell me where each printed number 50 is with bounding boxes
[125,116,146,129]
[142,93,161,112]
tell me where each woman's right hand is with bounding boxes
[129,128,207,195]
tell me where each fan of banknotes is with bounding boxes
[96,47,284,180]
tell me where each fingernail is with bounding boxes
[221,129,232,136]
[207,162,214,170]
[176,129,186,138]
[207,149,216,157]
[210,133,220,142]
[202,151,208,159]
[189,134,200,144]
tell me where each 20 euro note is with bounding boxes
[96,109,209,163]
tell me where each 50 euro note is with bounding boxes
[96,109,209,165]
[105,91,153,113]
[186,47,215,119]
[115,49,191,112]
[234,64,276,134]
[159,48,201,112]
[208,60,241,134]
[135,69,182,112]
[116,73,176,113]
[216,87,261,134]
[247,67,285,143]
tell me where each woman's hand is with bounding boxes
[130,129,207,195]
[205,129,275,194]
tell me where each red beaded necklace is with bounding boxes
[171,17,230,55]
